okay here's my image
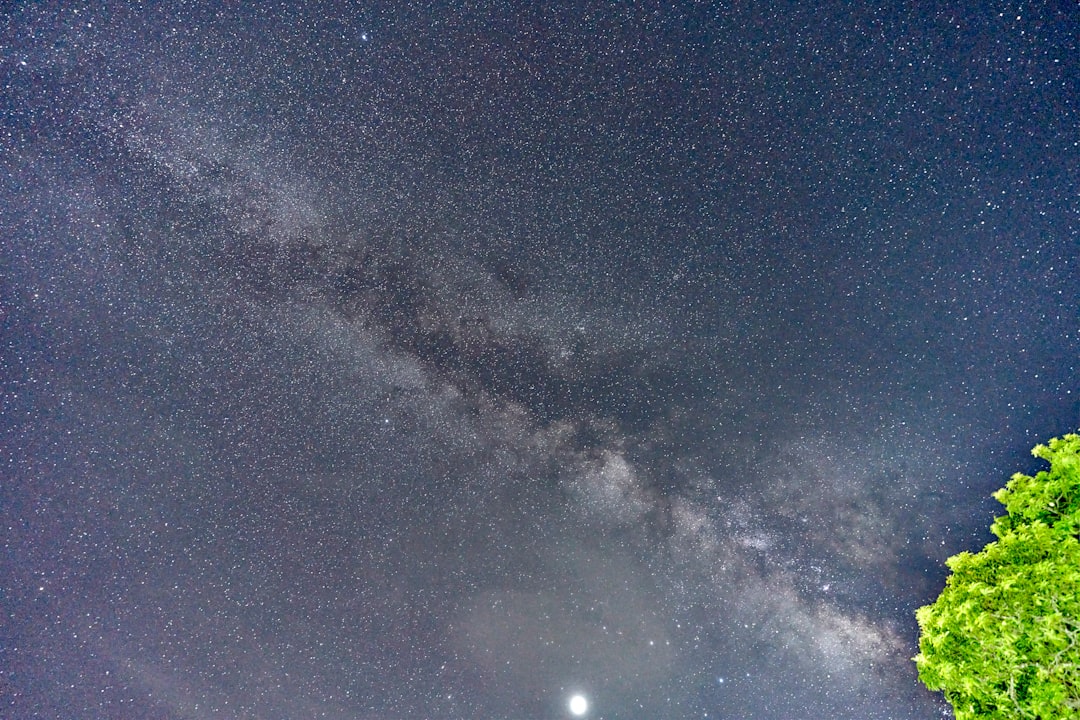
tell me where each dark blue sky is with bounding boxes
[2,2,1077,719]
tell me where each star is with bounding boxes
[569,694,589,716]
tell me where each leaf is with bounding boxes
[914,433,1080,718]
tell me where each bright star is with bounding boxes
[569,694,588,715]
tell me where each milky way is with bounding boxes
[2,3,1077,719]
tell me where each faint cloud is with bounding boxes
[569,450,652,524]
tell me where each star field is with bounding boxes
[2,2,1077,719]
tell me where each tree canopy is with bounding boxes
[914,433,1080,719]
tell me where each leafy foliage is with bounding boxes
[914,433,1080,719]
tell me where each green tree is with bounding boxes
[914,433,1080,719]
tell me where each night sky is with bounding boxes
[2,2,1078,719]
